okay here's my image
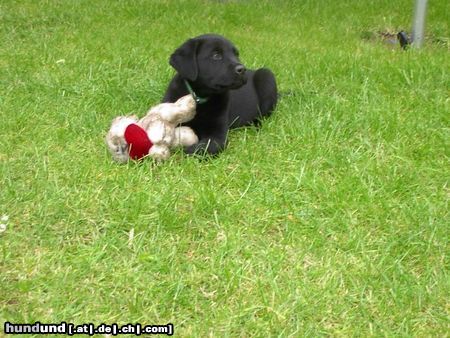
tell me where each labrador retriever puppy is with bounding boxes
[162,34,278,156]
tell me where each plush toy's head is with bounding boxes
[124,124,153,160]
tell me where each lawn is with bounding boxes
[0,0,449,336]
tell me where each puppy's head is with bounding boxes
[169,34,247,95]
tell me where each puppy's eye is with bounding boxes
[212,52,223,61]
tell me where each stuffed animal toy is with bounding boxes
[105,94,198,162]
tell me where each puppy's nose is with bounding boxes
[235,64,246,75]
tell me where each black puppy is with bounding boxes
[162,34,278,156]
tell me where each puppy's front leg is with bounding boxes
[184,132,227,157]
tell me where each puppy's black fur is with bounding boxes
[163,34,277,155]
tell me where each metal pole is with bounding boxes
[411,0,428,48]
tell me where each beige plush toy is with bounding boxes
[105,94,198,162]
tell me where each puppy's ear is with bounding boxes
[169,38,199,81]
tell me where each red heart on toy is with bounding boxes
[124,124,153,160]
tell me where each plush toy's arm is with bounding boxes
[143,94,196,126]
[173,126,199,147]
[174,95,197,122]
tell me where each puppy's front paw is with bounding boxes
[184,139,224,157]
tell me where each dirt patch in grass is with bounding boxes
[361,29,449,49]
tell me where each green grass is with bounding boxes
[1,0,449,336]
